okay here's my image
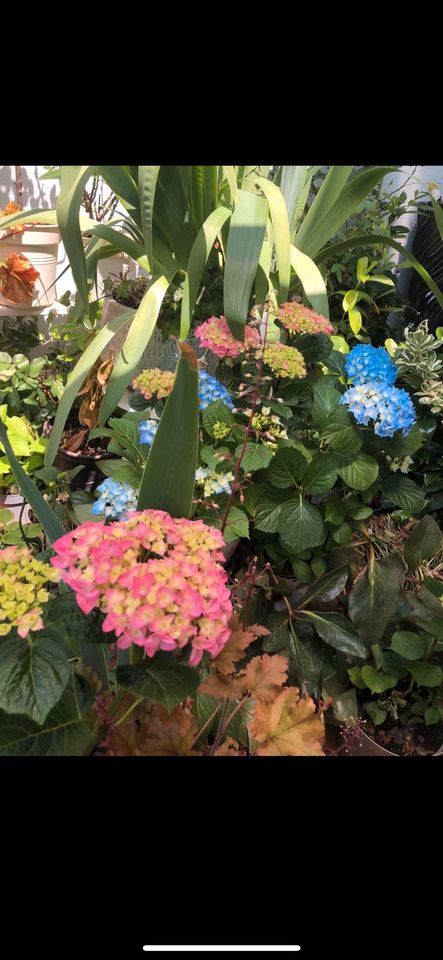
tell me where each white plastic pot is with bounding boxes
[0,225,60,312]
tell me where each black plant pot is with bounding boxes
[54,447,110,492]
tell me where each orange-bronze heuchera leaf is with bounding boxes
[0,201,25,235]
[0,253,40,304]
[242,653,288,704]
[250,687,325,756]
[198,671,246,701]
[214,737,245,756]
[211,614,270,676]
[139,704,201,756]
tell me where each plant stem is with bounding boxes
[220,308,269,535]
[192,703,221,747]
[209,698,230,755]
[114,696,144,727]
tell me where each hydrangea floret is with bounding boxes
[261,343,307,379]
[198,370,234,410]
[212,421,231,440]
[51,511,233,666]
[340,382,416,437]
[132,368,175,401]
[344,344,398,386]
[138,419,159,446]
[194,315,261,359]
[91,478,138,520]
[195,467,234,497]
[277,302,333,336]
[0,546,60,638]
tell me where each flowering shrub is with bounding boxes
[138,419,159,446]
[261,342,307,379]
[194,315,260,358]
[195,467,234,497]
[344,344,398,385]
[91,478,138,519]
[132,368,175,401]
[198,370,234,410]
[0,545,60,637]
[340,382,416,437]
[51,511,233,666]
[276,302,333,336]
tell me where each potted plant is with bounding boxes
[0,168,60,312]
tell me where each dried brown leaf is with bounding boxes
[214,737,245,756]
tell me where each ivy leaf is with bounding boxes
[404,516,442,572]
[242,654,288,703]
[390,631,426,660]
[301,611,366,658]
[409,662,443,688]
[236,442,274,473]
[348,552,405,646]
[266,447,310,488]
[278,495,324,554]
[116,653,199,712]
[360,666,397,693]
[0,630,71,725]
[249,687,325,756]
[336,451,379,491]
[382,476,425,514]
[365,701,388,726]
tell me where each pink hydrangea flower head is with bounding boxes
[194,315,261,359]
[277,302,333,336]
[51,510,233,665]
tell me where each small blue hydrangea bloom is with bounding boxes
[344,344,398,386]
[340,381,416,437]
[198,370,234,411]
[138,419,159,446]
[91,478,138,520]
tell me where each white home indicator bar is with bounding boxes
[143,948,301,953]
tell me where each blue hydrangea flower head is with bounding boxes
[344,344,398,386]
[138,419,159,446]
[340,381,416,437]
[91,478,138,520]
[198,370,234,411]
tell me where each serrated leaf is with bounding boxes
[336,451,379,491]
[254,489,287,533]
[301,452,338,494]
[277,495,324,554]
[0,684,96,756]
[382,475,425,514]
[311,377,341,425]
[0,630,71,725]
[266,447,310,488]
[236,442,274,473]
[321,406,362,454]
[202,400,234,438]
